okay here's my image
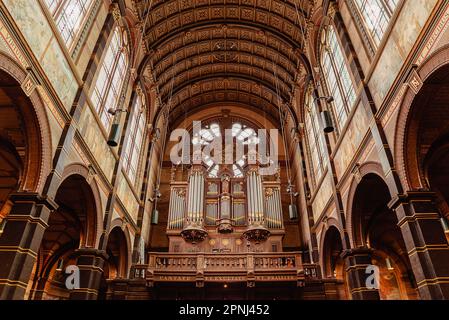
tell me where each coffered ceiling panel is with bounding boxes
[136,0,311,124]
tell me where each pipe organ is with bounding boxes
[167,163,285,253]
[167,187,186,230]
[265,187,284,229]
[180,167,208,243]
[140,120,305,294]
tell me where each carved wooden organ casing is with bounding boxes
[167,163,285,254]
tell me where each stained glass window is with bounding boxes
[44,0,94,48]
[304,89,327,186]
[354,0,399,47]
[192,122,259,178]
[90,27,128,129]
[321,25,356,131]
[123,93,147,184]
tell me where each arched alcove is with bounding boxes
[321,225,349,299]
[28,174,99,300]
[350,173,417,300]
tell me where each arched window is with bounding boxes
[354,0,399,47]
[123,92,147,184]
[91,26,128,129]
[304,89,326,186]
[192,122,259,178]
[321,25,356,130]
[44,0,94,48]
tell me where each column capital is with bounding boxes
[72,248,109,260]
[341,246,374,259]
[9,192,58,211]
[388,191,437,210]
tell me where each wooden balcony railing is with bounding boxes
[132,252,320,285]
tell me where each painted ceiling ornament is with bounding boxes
[213,40,238,62]
[111,3,122,22]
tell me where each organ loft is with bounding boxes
[1,0,449,301]
[144,120,310,299]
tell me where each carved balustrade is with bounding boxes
[139,252,308,286]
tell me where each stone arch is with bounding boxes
[105,219,132,278]
[0,51,52,195]
[395,44,449,192]
[346,170,417,300]
[29,173,102,300]
[345,162,387,247]
[319,221,349,299]
[319,218,345,276]
[59,163,103,248]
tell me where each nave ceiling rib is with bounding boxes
[135,0,311,124]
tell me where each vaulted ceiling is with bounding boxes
[135,0,311,125]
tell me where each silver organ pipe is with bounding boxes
[252,172,258,221]
[168,188,186,230]
[247,172,253,223]
[274,189,283,228]
[255,173,260,222]
[206,202,218,225]
[176,191,181,229]
[263,187,283,229]
[173,192,177,229]
[195,172,201,222]
[247,170,265,224]
[192,172,197,221]
[256,175,264,221]
[252,172,258,222]
[255,174,260,221]
[232,202,245,226]
[181,193,186,229]
[274,189,279,228]
[276,189,283,228]
[194,172,199,221]
[188,175,194,221]
[199,173,205,222]
[186,170,205,224]
[177,192,181,228]
[196,172,200,221]
[168,188,174,229]
[266,194,273,228]
[196,172,201,221]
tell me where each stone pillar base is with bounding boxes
[0,193,56,300]
[342,247,380,300]
[69,249,108,300]
[390,192,449,300]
